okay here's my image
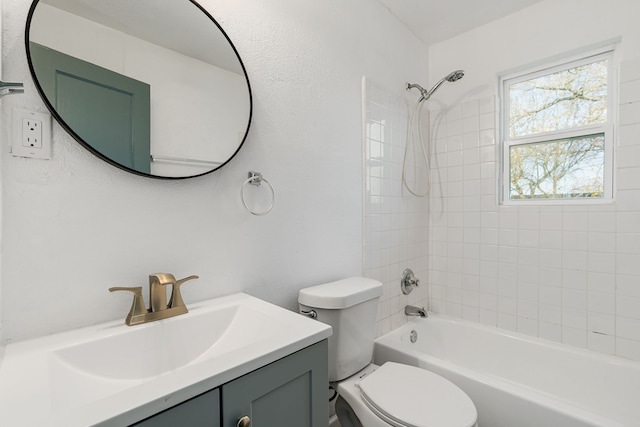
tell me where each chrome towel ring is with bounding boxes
[241,171,275,216]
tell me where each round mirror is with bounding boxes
[26,0,252,179]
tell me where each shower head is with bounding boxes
[407,69,464,101]
[445,70,465,82]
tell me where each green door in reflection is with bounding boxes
[29,42,151,173]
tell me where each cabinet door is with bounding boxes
[222,340,328,427]
[132,388,220,427]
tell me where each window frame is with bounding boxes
[499,48,616,205]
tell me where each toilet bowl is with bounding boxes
[298,277,478,427]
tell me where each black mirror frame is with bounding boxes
[25,0,253,180]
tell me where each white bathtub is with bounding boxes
[374,315,640,427]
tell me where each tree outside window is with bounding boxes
[501,51,613,203]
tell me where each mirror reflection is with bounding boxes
[27,0,252,178]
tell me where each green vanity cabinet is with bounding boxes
[132,389,220,427]
[131,340,328,427]
[222,339,329,427]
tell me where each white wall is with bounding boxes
[427,0,640,361]
[0,0,427,344]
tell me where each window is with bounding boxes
[500,50,614,203]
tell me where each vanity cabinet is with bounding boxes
[132,340,328,427]
[132,389,220,427]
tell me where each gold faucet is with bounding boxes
[109,273,199,326]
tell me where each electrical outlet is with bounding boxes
[11,108,52,159]
[22,118,43,148]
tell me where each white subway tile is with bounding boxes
[479,129,496,146]
[479,287,498,306]
[447,119,463,136]
[562,326,587,348]
[462,305,480,322]
[563,231,587,251]
[617,253,640,275]
[588,212,616,233]
[462,100,479,118]
[518,230,539,248]
[518,282,539,303]
[479,112,495,131]
[617,123,640,147]
[620,57,640,83]
[563,212,588,231]
[540,212,563,230]
[539,322,562,343]
[480,145,496,163]
[617,145,640,168]
[463,116,480,134]
[620,80,640,104]
[498,313,517,332]
[479,96,496,114]
[588,291,615,315]
[517,317,538,336]
[617,295,640,320]
[588,312,615,335]
[479,309,498,327]
[587,251,616,274]
[616,337,640,362]
[562,250,588,271]
[539,231,563,250]
[539,267,562,287]
[498,280,517,300]
[617,274,640,298]
[617,316,640,341]
[616,189,640,211]
[499,229,518,247]
[563,288,587,310]
[588,272,616,294]
[562,269,588,290]
[587,332,615,355]
[619,102,640,126]
[447,104,463,122]
[588,232,616,253]
[539,304,562,324]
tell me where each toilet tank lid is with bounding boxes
[298,277,383,309]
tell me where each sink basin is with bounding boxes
[52,303,274,381]
[0,292,331,427]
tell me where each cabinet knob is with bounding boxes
[236,416,251,427]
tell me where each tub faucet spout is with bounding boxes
[405,305,428,318]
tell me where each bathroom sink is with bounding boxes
[0,292,331,427]
[52,303,274,381]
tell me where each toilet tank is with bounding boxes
[298,277,383,382]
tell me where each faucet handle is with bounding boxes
[169,275,199,309]
[401,268,420,295]
[109,286,149,325]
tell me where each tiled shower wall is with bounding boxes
[362,77,430,337]
[427,59,640,362]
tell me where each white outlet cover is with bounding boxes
[11,107,52,159]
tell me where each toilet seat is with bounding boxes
[357,362,477,427]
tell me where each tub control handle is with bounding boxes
[401,268,420,295]
[237,415,251,427]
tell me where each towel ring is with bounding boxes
[241,171,275,216]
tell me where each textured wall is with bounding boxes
[0,0,427,344]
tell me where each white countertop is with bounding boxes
[0,292,331,426]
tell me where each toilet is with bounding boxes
[298,277,478,427]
